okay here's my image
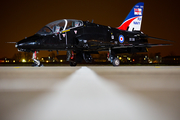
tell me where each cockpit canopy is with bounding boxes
[37,19,83,35]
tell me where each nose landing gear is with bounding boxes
[32,51,43,67]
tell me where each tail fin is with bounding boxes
[118,2,144,31]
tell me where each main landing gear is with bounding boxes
[67,49,119,67]
[107,48,120,66]
[67,50,93,66]
[67,50,77,66]
[32,51,43,67]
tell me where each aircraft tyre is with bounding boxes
[112,58,120,66]
[70,61,77,66]
[32,60,43,67]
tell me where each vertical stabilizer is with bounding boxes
[118,2,144,31]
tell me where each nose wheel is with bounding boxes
[32,51,43,67]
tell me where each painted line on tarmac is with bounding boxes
[14,67,21,68]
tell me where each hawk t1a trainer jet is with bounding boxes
[15,2,172,66]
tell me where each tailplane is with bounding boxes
[118,2,144,31]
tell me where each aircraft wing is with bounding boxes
[112,43,172,49]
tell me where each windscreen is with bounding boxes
[36,19,83,35]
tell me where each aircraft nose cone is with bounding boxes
[15,42,23,48]
[15,43,18,48]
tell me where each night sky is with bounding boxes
[0,0,180,58]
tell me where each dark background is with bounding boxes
[0,0,180,58]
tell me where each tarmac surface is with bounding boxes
[0,66,180,120]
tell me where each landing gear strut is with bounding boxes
[83,52,92,63]
[108,48,120,66]
[67,50,77,66]
[32,51,43,67]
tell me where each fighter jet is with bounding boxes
[15,2,172,66]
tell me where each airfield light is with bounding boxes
[22,59,26,63]
[13,60,15,63]
[119,57,122,60]
[46,60,49,63]
[60,60,63,62]
[132,59,135,62]
[149,60,152,63]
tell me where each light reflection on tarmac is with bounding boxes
[0,66,180,120]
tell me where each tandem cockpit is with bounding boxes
[36,19,83,35]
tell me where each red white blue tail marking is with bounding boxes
[118,2,144,31]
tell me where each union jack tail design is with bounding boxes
[118,2,144,31]
[134,8,142,15]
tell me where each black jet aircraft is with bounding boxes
[15,2,172,66]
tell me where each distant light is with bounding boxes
[132,59,135,62]
[119,57,122,60]
[149,60,152,63]
[0,60,4,63]
[60,60,63,62]
[22,59,26,63]
[46,60,49,63]
[127,57,131,61]
[13,60,15,63]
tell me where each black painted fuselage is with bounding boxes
[16,20,148,54]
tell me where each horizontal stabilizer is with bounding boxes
[147,36,174,42]
[112,43,172,49]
